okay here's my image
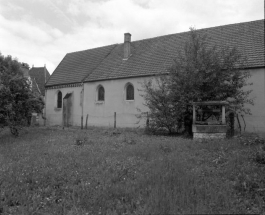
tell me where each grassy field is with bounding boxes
[0,126,264,215]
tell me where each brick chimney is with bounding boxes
[124,33,131,59]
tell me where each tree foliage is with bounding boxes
[141,28,253,134]
[0,53,44,136]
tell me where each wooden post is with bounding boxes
[192,104,196,124]
[229,112,234,137]
[44,89,47,126]
[222,105,226,124]
[81,116,83,129]
[85,114,88,129]
[146,112,149,128]
[114,112,116,129]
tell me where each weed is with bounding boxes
[0,127,264,214]
[255,151,265,164]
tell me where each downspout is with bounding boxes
[44,88,47,126]
[44,66,47,126]
[81,82,84,129]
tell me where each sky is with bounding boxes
[0,0,264,74]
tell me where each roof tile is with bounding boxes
[46,20,265,86]
[29,67,50,96]
[46,44,117,86]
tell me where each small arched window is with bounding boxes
[126,84,134,100]
[57,91,62,108]
[98,86,105,101]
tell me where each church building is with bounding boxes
[45,19,265,132]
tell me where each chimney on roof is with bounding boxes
[124,33,131,59]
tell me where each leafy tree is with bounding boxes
[141,28,253,134]
[0,53,44,136]
[141,75,183,134]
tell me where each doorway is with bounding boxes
[63,93,73,127]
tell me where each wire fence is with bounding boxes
[45,112,149,128]
[43,112,265,133]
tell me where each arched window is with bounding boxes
[126,84,134,100]
[57,91,62,108]
[98,86,105,101]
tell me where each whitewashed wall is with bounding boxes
[45,86,82,126]
[83,76,150,128]
[239,68,265,133]
[45,68,265,133]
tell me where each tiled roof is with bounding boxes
[46,19,264,86]
[46,44,117,86]
[85,19,264,82]
[29,67,50,96]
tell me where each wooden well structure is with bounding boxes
[192,101,228,139]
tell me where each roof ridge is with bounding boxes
[64,19,264,54]
[67,43,119,55]
[46,19,264,86]
[30,67,45,69]
[124,19,265,45]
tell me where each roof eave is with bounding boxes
[45,81,82,88]
[48,64,264,86]
[83,73,168,83]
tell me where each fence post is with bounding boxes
[81,116,83,129]
[222,105,226,125]
[229,112,234,137]
[85,114,88,129]
[114,112,116,129]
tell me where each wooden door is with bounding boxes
[63,93,72,127]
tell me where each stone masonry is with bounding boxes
[193,133,226,139]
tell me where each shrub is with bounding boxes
[141,28,253,134]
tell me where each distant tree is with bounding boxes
[0,53,44,136]
[141,28,253,134]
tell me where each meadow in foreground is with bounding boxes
[0,126,264,214]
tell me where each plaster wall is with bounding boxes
[45,86,82,126]
[239,68,265,133]
[45,68,264,132]
[83,77,150,128]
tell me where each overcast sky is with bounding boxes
[0,0,264,74]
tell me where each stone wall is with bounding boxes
[193,133,226,139]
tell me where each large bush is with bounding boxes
[141,28,253,134]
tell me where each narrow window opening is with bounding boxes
[98,86,105,101]
[57,91,62,108]
[126,84,134,100]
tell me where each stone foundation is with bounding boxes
[192,124,227,139]
[193,132,226,139]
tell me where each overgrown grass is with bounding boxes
[0,126,264,214]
